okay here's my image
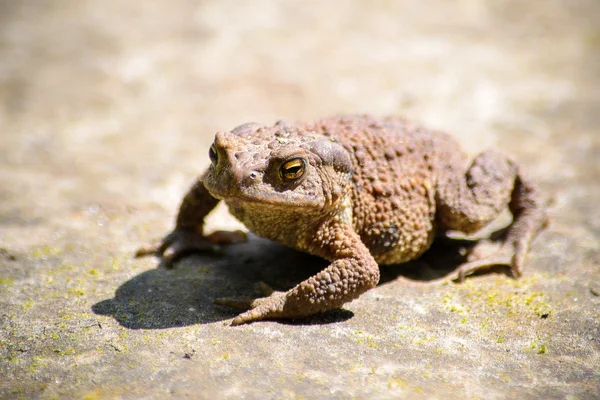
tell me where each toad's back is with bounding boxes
[305,115,466,264]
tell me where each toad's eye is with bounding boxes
[280,158,306,181]
[208,144,218,164]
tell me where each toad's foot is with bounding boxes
[135,229,247,267]
[452,209,547,282]
[214,285,289,326]
[214,282,293,326]
[452,248,513,282]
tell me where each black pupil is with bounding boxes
[283,160,304,179]
[286,165,301,174]
[209,145,217,163]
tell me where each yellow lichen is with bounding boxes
[33,245,62,258]
[68,289,85,297]
[388,377,407,388]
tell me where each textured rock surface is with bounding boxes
[1,1,598,398]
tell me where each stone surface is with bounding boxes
[1,1,599,398]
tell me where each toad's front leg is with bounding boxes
[217,224,380,325]
[135,178,246,266]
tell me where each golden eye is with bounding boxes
[281,158,306,181]
[208,144,218,164]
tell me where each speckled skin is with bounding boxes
[136,115,548,325]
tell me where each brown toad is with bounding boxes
[136,115,548,325]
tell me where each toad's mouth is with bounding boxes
[205,185,324,210]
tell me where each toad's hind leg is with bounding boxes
[436,151,548,280]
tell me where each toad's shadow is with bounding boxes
[92,234,484,329]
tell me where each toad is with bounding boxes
[136,115,548,325]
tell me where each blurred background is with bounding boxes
[1,1,599,398]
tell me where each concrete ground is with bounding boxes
[1,1,599,398]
